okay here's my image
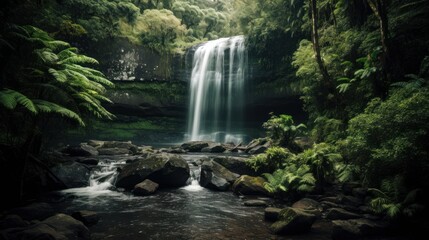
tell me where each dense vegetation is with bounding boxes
[241,0,429,225]
[1,0,429,232]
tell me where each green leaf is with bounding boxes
[0,89,37,113]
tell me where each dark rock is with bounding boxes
[9,203,55,221]
[358,206,373,214]
[0,215,28,229]
[270,207,317,235]
[98,148,130,155]
[71,210,100,227]
[320,196,339,204]
[199,160,239,191]
[76,158,99,166]
[42,213,91,240]
[326,208,362,220]
[87,140,105,148]
[292,198,322,216]
[332,218,388,240]
[320,201,341,210]
[244,200,268,207]
[62,144,98,157]
[201,143,226,153]
[212,156,256,176]
[133,179,159,196]
[51,162,90,188]
[245,138,269,152]
[13,223,62,240]
[181,141,211,152]
[292,198,321,211]
[115,153,190,189]
[232,175,270,196]
[265,207,282,221]
[352,187,368,199]
[342,182,362,195]
[248,145,268,154]
[340,195,363,207]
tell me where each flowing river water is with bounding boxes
[49,154,273,240]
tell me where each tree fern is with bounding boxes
[0,89,37,113]
[33,100,85,126]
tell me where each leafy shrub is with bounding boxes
[343,86,429,198]
[262,113,306,148]
[297,142,342,188]
[247,147,295,174]
[263,164,315,200]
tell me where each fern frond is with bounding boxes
[0,89,37,113]
[33,99,85,126]
[49,68,67,83]
[59,55,99,65]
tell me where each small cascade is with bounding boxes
[186,36,248,143]
[61,161,121,197]
[181,163,203,192]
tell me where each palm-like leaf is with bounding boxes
[33,100,85,126]
[0,89,37,113]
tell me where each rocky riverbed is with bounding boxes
[0,140,414,240]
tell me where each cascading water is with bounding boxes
[186,36,247,143]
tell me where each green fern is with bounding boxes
[0,89,37,113]
[33,100,85,126]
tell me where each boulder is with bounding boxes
[133,179,159,196]
[292,198,322,216]
[342,182,362,195]
[292,198,321,211]
[212,156,256,176]
[332,218,388,240]
[201,143,226,153]
[326,208,362,220]
[265,207,282,221]
[102,141,139,154]
[340,195,363,207]
[98,148,130,155]
[270,207,317,235]
[352,188,368,199]
[199,160,239,191]
[0,215,29,229]
[71,210,99,227]
[115,153,190,189]
[42,213,90,240]
[248,145,268,154]
[61,144,98,157]
[245,138,271,154]
[232,175,270,196]
[76,158,99,166]
[51,162,90,188]
[243,200,268,207]
[87,140,105,148]
[181,141,211,152]
[9,203,55,221]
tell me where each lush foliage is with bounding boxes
[0,25,114,145]
[247,146,295,174]
[262,114,306,148]
[263,164,315,199]
[297,143,342,187]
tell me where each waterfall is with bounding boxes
[186,36,247,143]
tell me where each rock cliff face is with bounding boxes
[79,38,305,122]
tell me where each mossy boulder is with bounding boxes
[232,175,269,196]
[270,207,317,235]
[199,160,239,191]
[115,153,190,189]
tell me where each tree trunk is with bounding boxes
[310,0,331,83]
[367,0,390,97]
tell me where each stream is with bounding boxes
[49,154,281,240]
